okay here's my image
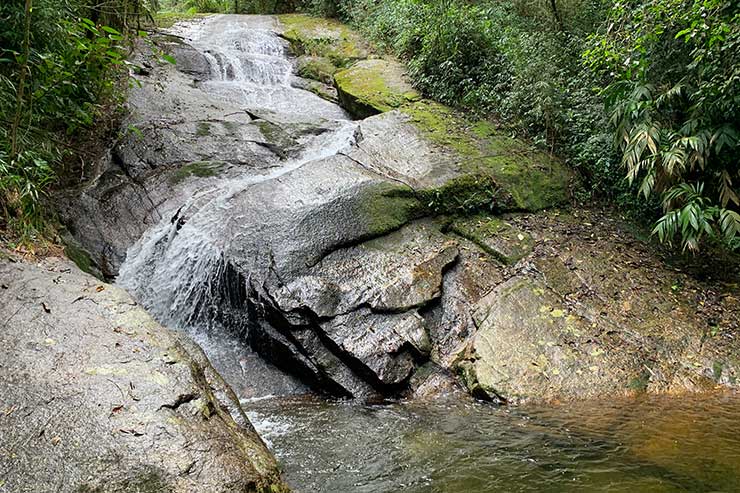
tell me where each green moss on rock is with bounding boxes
[419,173,510,214]
[402,100,572,211]
[334,59,420,119]
[64,242,96,276]
[278,14,367,67]
[355,182,423,237]
[296,55,337,84]
[196,121,211,137]
[169,161,226,185]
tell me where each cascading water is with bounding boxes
[118,15,357,398]
[184,15,347,121]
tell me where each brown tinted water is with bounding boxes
[245,392,740,493]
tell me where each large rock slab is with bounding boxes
[0,255,288,492]
[451,211,740,403]
[253,221,456,396]
[347,101,573,211]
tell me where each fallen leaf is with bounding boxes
[96,285,105,292]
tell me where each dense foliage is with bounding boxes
[586,0,740,251]
[315,0,738,252]
[0,0,152,239]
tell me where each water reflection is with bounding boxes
[245,393,740,493]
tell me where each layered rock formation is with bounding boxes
[57,14,739,407]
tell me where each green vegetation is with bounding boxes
[295,0,738,254]
[169,160,226,184]
[0,0,158,241]
[586,1,740,252]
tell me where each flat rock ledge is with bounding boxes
[0,255,289,493]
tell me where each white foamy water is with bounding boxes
[182,14,347,122]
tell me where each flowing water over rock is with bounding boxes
[118,15,357,398]
[104,14,740,492]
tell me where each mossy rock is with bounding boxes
[302,79,339,103]
[296,55,337,84]
[354,181,424,237]
[63,239,100,278]
[278,14,368,67]
[334,59,421,119]
[401,100,572,211]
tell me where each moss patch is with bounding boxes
[355,182,423,237]
[63,242,96,276]
[296,55,337,84]
[278,14,368,68]
[169,161,226,185]
[196,121,212,137]
[402,100,572,211]
[334,59,420,119]
[419,173,511,214]
[255,120,296,150]
[303,80,339,103]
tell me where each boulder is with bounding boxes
[452,211,740,403]
[347,101,573,212]
[0,255,288,493]
[278,13,368,67]
[334,59,421,119]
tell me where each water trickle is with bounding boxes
[178,15,346,122]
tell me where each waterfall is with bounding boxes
[117,16,357,396]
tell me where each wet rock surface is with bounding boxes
[59,14,739,407]
[0,255,288,493]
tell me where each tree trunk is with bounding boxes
[549,0,564,31]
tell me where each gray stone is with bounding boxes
[0,255,288,493]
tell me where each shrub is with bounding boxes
[0,0,148,238]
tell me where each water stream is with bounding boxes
[117,15,740,492]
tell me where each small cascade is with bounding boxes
[179,15,345,122]
[118,120,358,327]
